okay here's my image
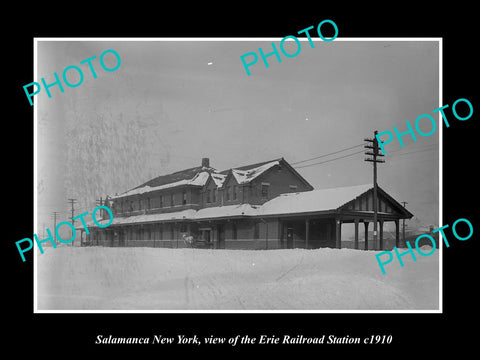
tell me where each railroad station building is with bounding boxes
[80,157,413,250]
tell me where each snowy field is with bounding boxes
[36,247,439,311]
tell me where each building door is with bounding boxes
[119,229,125,247]
[217,224,225,249]
[200,229,212,248]
[286,228,294,249]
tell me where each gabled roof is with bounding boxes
[110,157,312,199]
[134,165,215,189]
[111,171,211,199]
[227,158,283,172]
[210,173,228,187]
[231,160,281,184]
[258,184,413,219]
[258,184,373,216]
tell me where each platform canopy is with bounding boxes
[257,184,413,221]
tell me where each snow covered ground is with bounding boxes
[36,247,439,311]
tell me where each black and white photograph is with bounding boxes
[35,38,440,311]
[7,7,478,356]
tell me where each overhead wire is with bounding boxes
[291,143,365,165]
[293,149,366,169]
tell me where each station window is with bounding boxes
[261,183,269,198]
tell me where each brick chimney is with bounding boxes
[201,157,210,168]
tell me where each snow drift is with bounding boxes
[36,247,439,311]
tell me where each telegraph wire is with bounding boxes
[387,146,437,158]
[291,143,365,165]
[293,149,365,169]
[384,143,438,155]
[291,140,437,170]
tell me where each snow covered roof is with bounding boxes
[211,173,227,187]
[83,209,198,228]
[195,204,259,220]
[258,184,372,216]
[111,171,210,199]
[136,165,215,189]
[110,159,284,199]
[231,160,280,184]
[80,205,259,228]
[81,184,415,230]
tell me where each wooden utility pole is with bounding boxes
[365,130,385,250]
[68,199,78,246]
[50,212,59,246]
[401,201,408,246]
[96,197,104,219]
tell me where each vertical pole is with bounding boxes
[354,219,359,250]
[51,212,58,246]
[373,131,379,250]
[379,219,384,250]
[395,219,400,248]
[305,219,309,249]
[401,202,408,246]
[68,199,77,246]
[336,219,342,249]
[265,221,269,250]
[364,221,369,250]
[176,223,179,248]
[365,130,384,251]
[279,220,283,249]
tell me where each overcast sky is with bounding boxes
[36,39,439,232]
